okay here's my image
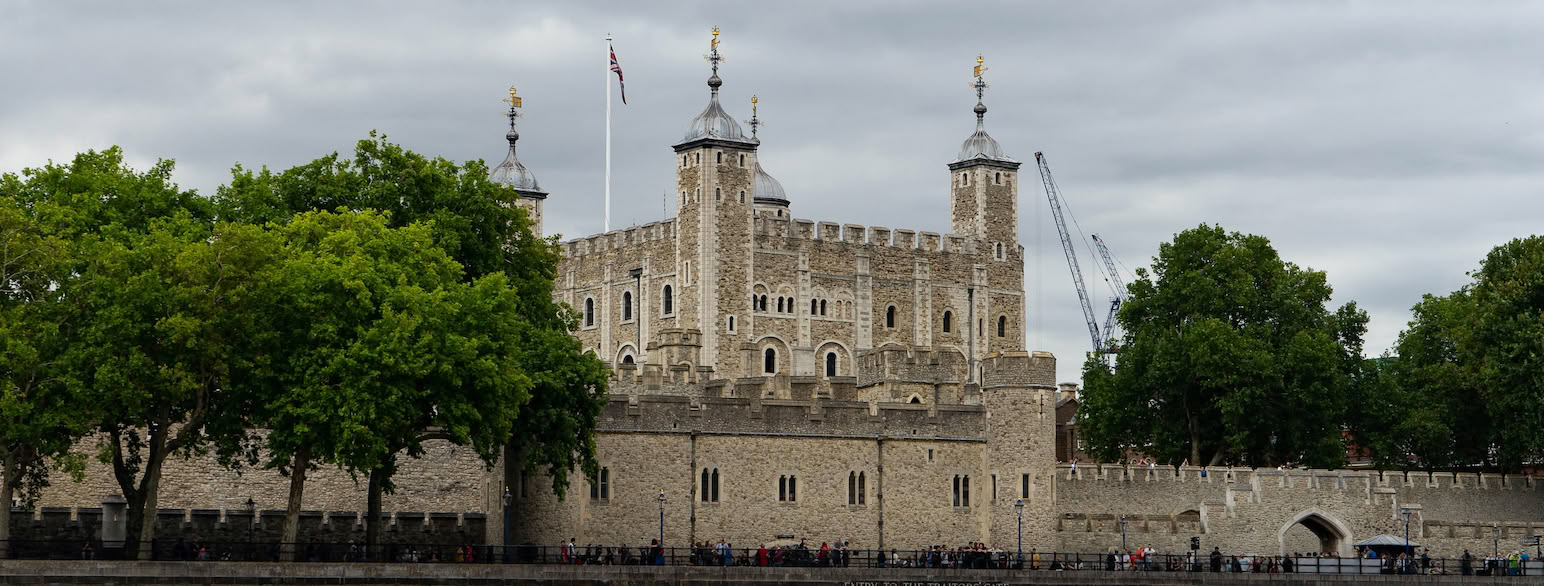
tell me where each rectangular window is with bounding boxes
[991,474,997,502]
[1022,473,1029,499]
[600,468,610,500]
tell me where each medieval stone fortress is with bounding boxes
[21,28,1544,562]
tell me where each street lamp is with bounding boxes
[1400,507,1411,574]
[1120,515,1128,552]
[245,498,255,561]
[657,491,666,566]
[502,488,512,563]
[1014,499,1024,568]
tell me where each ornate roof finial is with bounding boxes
[972,53,990,123]
[502,85,522,145]
[747,95,760,138]
[705,26,723,93]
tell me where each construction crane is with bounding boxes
[1091,233,1127,353]
[1033,152,1104,355]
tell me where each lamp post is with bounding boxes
[657,491,666,566]
[1400,507,1411,574]
[1120,515,1128,552]
[502,488,512,563]
[1014,498,1024,567]
[245,498,255,561]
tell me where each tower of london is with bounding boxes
[23,30,1543,560]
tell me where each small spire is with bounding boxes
[705,26,723,93]
[747,95,760,138]
[502,85,523,146]
[972,53,990,125]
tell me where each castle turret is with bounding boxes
[671,27,757,376]
[948,55,1020,250]
[982,351,1058,551]
[489,86,548,236]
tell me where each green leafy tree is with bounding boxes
[1467,236,1544,470]
[215,133,606,549]
[1079,224,1364,468]
[230,210,533,558]
[0,193,87,558]
[4,149,232,559]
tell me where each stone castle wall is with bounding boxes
[1051,464,1544,557]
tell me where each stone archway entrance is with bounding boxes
[1278,509,1353,557]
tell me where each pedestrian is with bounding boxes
[1210,547,1222,572]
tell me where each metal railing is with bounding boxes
[2,540,1539,576]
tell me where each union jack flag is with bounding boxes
[610,44,626,104]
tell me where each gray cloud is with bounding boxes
[4,0,1542,383]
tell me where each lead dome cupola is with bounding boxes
[677,27,757,147]
[489,87,547,198]
[954,54,1016,165]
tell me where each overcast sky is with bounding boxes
[4,1,1541,384]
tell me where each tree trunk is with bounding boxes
[365,466,383,562]
[1187,411,1202,466]
[281,444,310,562]
[134,454,164,561]
[0,451,14,561]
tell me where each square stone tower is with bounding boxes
[671,31,759,378]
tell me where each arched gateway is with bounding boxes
[1278,509,1354,557]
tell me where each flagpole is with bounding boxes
[604,33,613,234]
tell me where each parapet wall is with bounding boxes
[595,395,987,441]
[5,507,485,548]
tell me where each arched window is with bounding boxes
[943,311,952,333]
[998,316,1007,337]
[759,295,767,311]
[739,190,745,203]
[886,306,896,328]
[684,262,691,283]
[848,472,857,505]
[953,475,961,506]
[711,469,719,502]
[662,285,673,315]
[714,187,721,200]
[622,291,632,321]
[825,352,837,377]
[622,354,634,365]
[701,468,710,502]
[584,298,595,327]
[995,242,1003,259]
[600,467,610,500]
[994,172,1001,184]
[811,299,818,315]
[739,153,746,167]
[789,475,797,502]
[727,315,736,332]
[819,300,827,316]
[764,348,777,374]
[910,396,922,404]
[716,152,723,164]
[858,472,866,504]
[777,297,784,313]
[962,475,971,507]
[695,153,700,164]
[779,476,787,502]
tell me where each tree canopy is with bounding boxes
[1078,224,1366,468]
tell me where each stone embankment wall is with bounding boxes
[1051,464,1544,557]
[32,436,493,523]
